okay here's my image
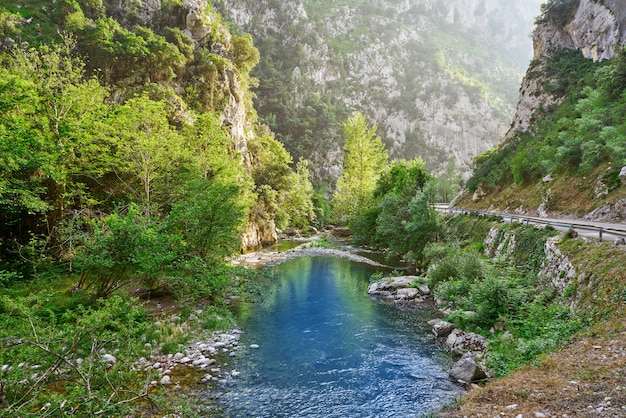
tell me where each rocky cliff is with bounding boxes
[216,0,542,181]
[507,0,626,139]
[100,0,276,249]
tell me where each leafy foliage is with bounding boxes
[429,215,586,377]
[468,46,626,192]
[331,113,388,223]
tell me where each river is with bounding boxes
[197,255,463,417]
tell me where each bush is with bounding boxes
[0,293,155,415]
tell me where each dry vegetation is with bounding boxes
[459,164,626,219]
[439,318,626,417]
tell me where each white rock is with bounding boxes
[179,356,192,364]
[160,375,171,385]
[192,358,207,366]
[101,354,116,364]
[250,344,260,349]
[174,352,184,360]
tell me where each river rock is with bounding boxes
[396,288,420,300]
[449,352,488,383]
[447,330,489,354]
[427,318,442,327]
[368,276,424,302]
[417,284,431,295]
[445,328,464,348]
[160,375,171,385]
[433,321,455,338]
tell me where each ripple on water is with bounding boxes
[196,256,463,417]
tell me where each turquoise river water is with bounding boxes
[200,255,463,417]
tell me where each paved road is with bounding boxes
[435,205,626,242]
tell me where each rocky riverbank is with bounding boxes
[234,244,388,268]
[368,275,490,385]
[136,327,247,388]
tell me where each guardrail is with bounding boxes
[434,205,626,242]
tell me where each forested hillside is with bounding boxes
[215,0,542,184]
[0,0,321,278]
[463,0,626,220]
[0,2,321,411]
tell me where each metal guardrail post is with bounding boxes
[599,227,603,242]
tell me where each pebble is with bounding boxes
[250,344,260,349]
[132,330,244,390]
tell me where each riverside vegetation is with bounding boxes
[0,0,320,415]
[2,0,626,416]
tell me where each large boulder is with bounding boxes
[449,352,489,383]
[367,276,426,302]
[432,321,455,338]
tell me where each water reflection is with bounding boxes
[201,256,462,417]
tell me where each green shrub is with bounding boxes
[200,306,235,331]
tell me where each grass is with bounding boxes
[460,161,626,219]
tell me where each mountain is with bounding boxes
[215,0,542,183]
[0,0,315,252]
[462,0,626,221]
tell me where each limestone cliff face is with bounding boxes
[102,0,274,249]
[217,0,541,180]
[507,0,626,139]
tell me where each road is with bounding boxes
[435,204,626,243]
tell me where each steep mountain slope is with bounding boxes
[0,0,310,252]
[215,0,542,182]
[463,0,626,221]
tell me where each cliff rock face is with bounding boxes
[217,0,541,180]
[507,0,626,139]
[103,0,273,249]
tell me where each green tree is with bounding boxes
[110,94,189,219]
[282,158,316,230]
[366,158,435,258]
[436,157,462,203]
[331,112,388,223]
[74,205,178,298]
[183,111,243,183]
[166,179,246,263]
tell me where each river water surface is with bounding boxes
[201,255,462,417]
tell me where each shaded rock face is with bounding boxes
[217,0,541,180]
[241,219,278,252]
[584,199,626,223]
[540,237,577,294]
[507,0,626,139]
